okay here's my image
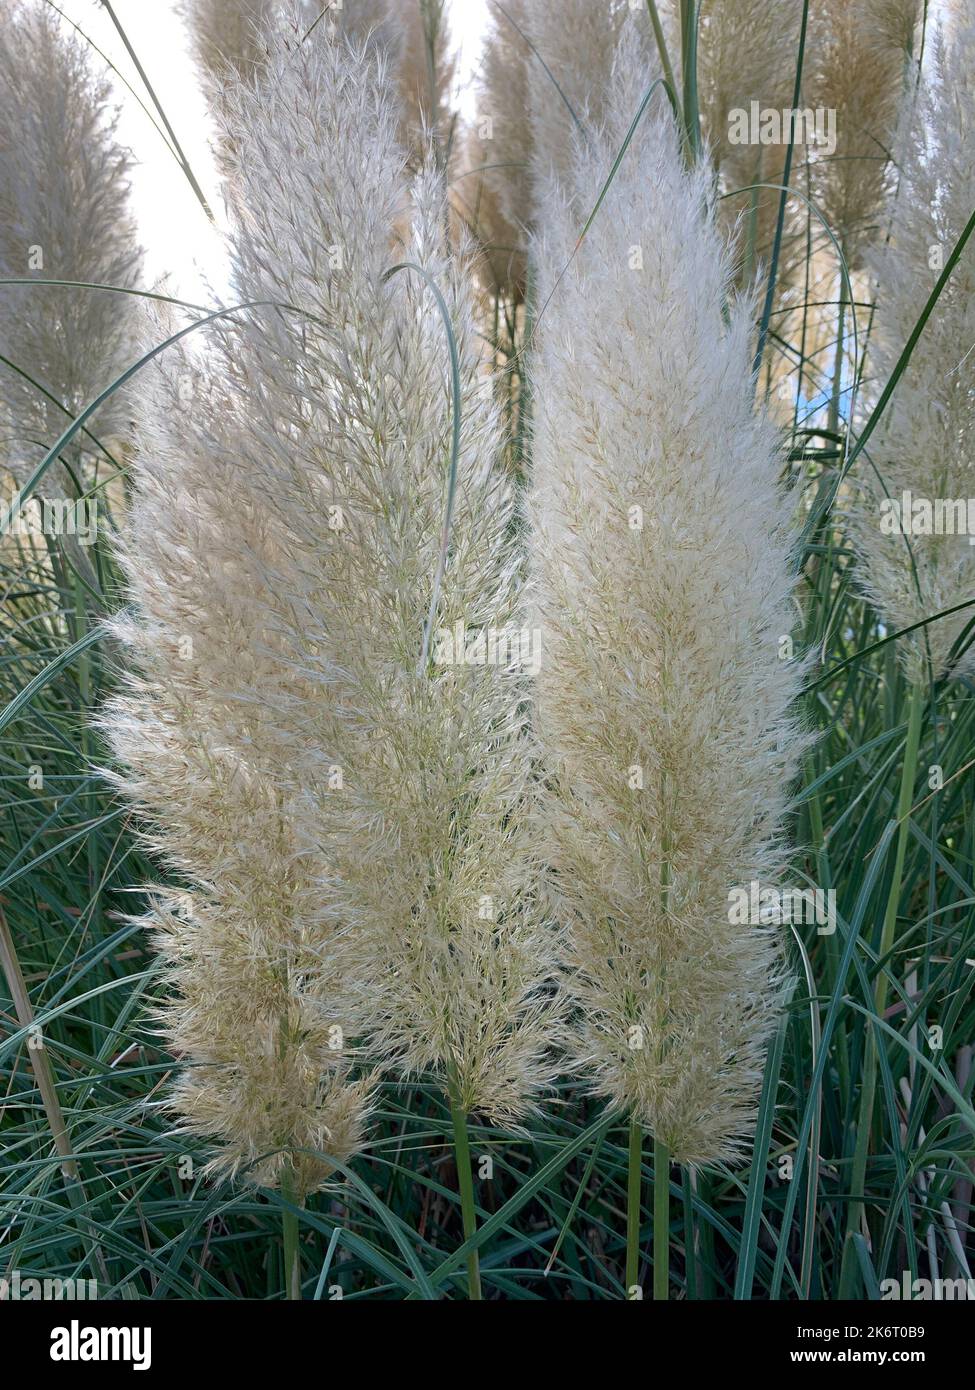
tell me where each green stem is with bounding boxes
[841,675,924,1289]
[654,1139,671,1300]
[828,264,848,439]
[99,1,215,223]
[625,1115,643,1295]
[281,1168,301,1300]
[448,1078,482,1300]
[0,906,108,1285]
[645,1,683,149]
[875,676,925,1022]
[695,1171,716,1297]
[681,1167,697,1298]
[679,0,701,162]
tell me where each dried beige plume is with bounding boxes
[183,0,277,89]
[847,17,975,682]
[695,0,805,275]
[398,0,456,163]
[458,143,528,300]
[529,31,803,1167]
[99,27,418,1196]
[0,0,142,485]
[470,0,650,297]
[861,0,921,56]
[472,0,531,229]
[459,1,531,300]
[697,0,803,152]
[809,0,920,268]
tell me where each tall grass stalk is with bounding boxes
[678,0,701,160]
[530,24,803,1169]
[0,905,108,1284]
[625,1117,642,1294]
[448,1074,482,1300]
[280,1169,301,1301]
[644,1,678,114]
[842,675,925,1280]
[654,1140,670,1301]
[0,905,77,1187]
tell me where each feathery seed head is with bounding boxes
[217,32,563,1122]
[530,30,804,1168]
[108,27,562,1190]
[695,0,805,273]
[809,0,921,266]
[0,0,143,483]
[183,0,278,89]
[186,1,453,173]
[101,351,378,1197]
[398,0,456,162]
[471,0,653,294]
[848,16,975,682]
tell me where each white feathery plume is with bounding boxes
[329,0,456,139]
[211,30,562,1124]
[107,27,560,1207]
[848,16,975,682]
[328,1,456,162]
[186,1,453,171]
[0,0,142,485]
[520,0,644,194]
[529,31,803,1167]
[182,0,284,179]
[102,348,376,1197]
[99,28,407,1195]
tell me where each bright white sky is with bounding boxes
[53,0,491,300]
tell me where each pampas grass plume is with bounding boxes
[0,0,142,483]
[107,23,562,1205]
[810,0,920,267]
[212,29,563,1125]
[848,15,975,682]
[530,30,804,1167]
[471,0,649,297]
